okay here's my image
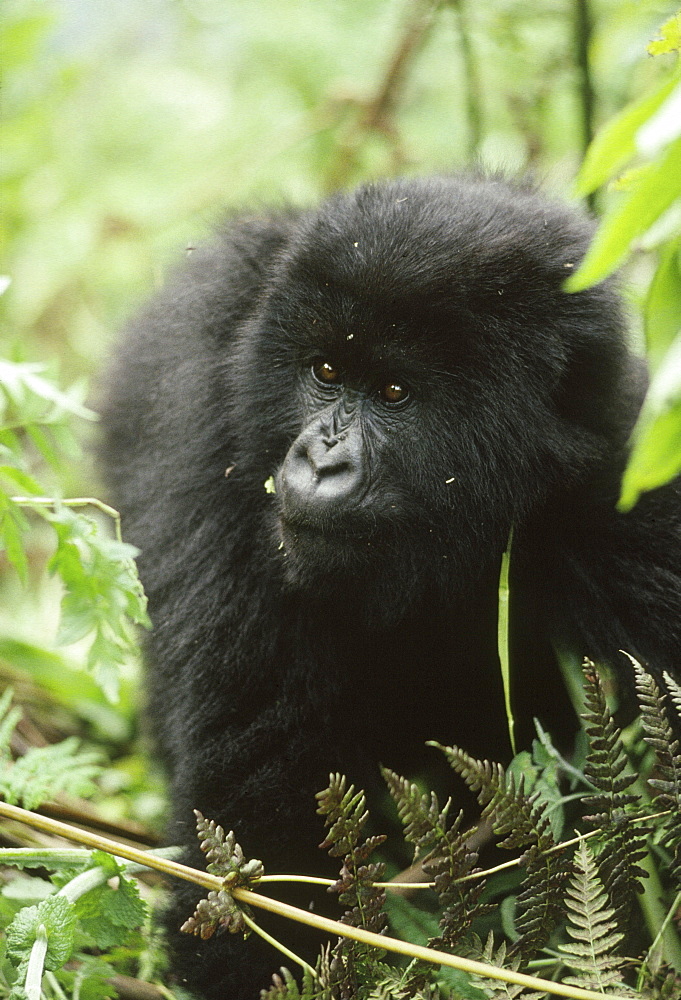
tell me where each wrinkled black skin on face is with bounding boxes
[99,176,681,999]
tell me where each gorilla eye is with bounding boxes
[312,359,341,386]
[380,382,409,405]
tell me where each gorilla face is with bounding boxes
[241,177,621,603]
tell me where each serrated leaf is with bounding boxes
[43,505,148,700]
[0,737,102,810]
[76,875,147,948]
[6,895,77,972]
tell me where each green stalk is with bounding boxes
[498,527,515,754]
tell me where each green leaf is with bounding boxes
[0,737,103,810]
[76,874,147,949]
[6,895,77,972]
[0,497,30,581]
[0,464,43,495]
[0,361,96,422]
[574,72,680,196]
[637,81,681,157]
[567,135,681,290]
[647,13,681,57]
[645,236,681,370]
[497,528,515,755]
[45,505,149,700]
[619,400,681,510]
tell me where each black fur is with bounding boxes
[99,175,681,998]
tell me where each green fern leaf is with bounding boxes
[470,933,545,999]
[558,841,636,996]
[580,662,650,931]
[436,744,570,952]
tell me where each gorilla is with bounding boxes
[99,175,681,998]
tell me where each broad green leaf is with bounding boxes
[574,72,680,196]
[0,464,43,495]
[619,403,681,510]
[645,237,681,369]
[637,81,681,156]
[567,135,681,290]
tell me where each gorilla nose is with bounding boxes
[280,435,364,517]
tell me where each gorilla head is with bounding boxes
[225,178,630,615]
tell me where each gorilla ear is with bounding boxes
[556,340,648,447]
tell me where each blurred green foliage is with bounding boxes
[2,0,678,379]
[568,12,681,508]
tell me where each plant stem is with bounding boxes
[10,495,124,542]
[242,912,318,979]
[574,0,596,210]
[449,0,483,156]
[24,924,47,1000]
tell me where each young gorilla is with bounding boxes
[100,176,681,998]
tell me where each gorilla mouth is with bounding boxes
[277,513,377,547]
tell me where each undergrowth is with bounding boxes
[1,658,680,998]
[181,659,681,999]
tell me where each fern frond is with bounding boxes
[261,964,330,999]
[581,661,638,819]
[512,843,571,957]
[663,672,681,722]
[435,744,549,849]
[381,767,449,857]
[180,811,263,940]
[469,933,545,999]
[436,744,570,953]
[316,775,386,930]
[633,662,681,881]
[382,767,492,947]
[558,841,635,996]
[580,661,649,932]
[0,737,103,811]
[633,661,681,803]
[316,773,371,858]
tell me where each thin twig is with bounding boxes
[448,0,483,156]
[325,0,442,189]
[574,0,596,210]
[10,495,124,543]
